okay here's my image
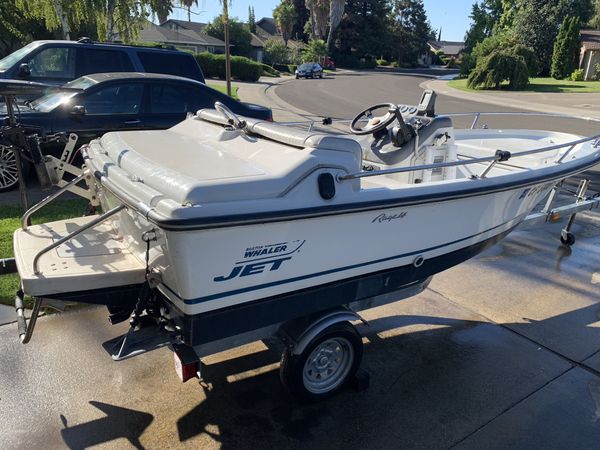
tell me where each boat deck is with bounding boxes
[14,216,146,296]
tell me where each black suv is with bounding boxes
[0,39,205,87]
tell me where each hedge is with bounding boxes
[332,54,376,69]
[260,63,281,77]
[195,52,262,82]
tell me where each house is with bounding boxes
[159,18,268,62]
[418,40,465,66]
[136,20,226,54]
[579,29,600,80]
[253,17,305,56]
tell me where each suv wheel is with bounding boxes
[0,145,24,192]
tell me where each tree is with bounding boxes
[464,0,503,53]
[206,15,253,57]
[552,16,582,79]
[248,5,256,33]
[178,0,198,22]
[15,0,89,39]
[468,50,529,89]
[337,0,393,59]
[326,0,345,51]
[390,0,433,67]
[303,38,327,62]
[305,0,329,39]
[273,0,298,46]
[0,0,55,57]
[291,0,310,41]
[264,38,291,64]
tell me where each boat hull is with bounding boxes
[154,181,554,318]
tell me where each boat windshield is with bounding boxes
[0,42,42,72]
[29,76,96,112]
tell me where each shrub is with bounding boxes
[333,53,376,69]
[469,32,538,78]
[391,60,399,68]
[195,52,262,81]
[467,50,529,90]
[303,39,327,63]
[263,39,290,65]
[570,68,584,81]
[288,64,298,73]
[260,63,280,77]
[376,59,389,66]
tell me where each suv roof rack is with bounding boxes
[73,39,178,51]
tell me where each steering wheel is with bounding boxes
[350,103,399,135]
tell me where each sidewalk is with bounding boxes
[422,78,600,118]
[208,75,316,122]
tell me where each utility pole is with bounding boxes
[223,1,232,96]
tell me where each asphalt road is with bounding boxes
[2,72,600,449]
[275,71,600,135]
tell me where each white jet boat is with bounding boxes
[6,90,600,400]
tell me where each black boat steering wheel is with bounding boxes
[350,103,399,135]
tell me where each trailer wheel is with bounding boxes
[280,321,363,402]
[560,232,575,246]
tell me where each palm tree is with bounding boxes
[178,0,198,22]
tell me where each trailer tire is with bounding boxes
[280,321,363,402]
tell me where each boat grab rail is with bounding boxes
[337,131,600,181]
[21,172,87,231]
[31,204,126,275]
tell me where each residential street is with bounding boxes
[1,71,600,449]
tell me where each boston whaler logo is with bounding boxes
[372,211,407,223]
[214,240,305,282]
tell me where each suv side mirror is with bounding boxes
[70,105,86,116]
[18,63,31,78]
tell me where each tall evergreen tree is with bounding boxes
[337,0,392,58]
[248,6,256,33]
[390,0,433,67]
[464,0,503,52]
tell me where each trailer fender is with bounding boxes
[290,310,362,356]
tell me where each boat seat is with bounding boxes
[197,108,362,153]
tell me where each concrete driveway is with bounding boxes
[1,71,600,449]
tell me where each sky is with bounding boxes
[168,0,474,42]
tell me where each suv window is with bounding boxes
[149,83,202,113]
[80,83,143,114]
[27,47,75,79]
[137,52,200,80]
[77,48,134,77]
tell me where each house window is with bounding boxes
[208,47,215,53]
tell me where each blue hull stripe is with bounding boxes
[163,214,524,305]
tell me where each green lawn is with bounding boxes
[448,77,600,93]
[207,82,240,100]
[0,199,88,307]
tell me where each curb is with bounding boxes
[420,78,600,120]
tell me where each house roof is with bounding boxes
[161,19,208,34]
[581,29,600,51]
[428,40,465,56]
[256,17,277,35]
[155,20,226,47]
[250,33,265,48]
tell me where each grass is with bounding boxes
[448,77,600,93]
[207,82,240,100]
[0,199,88,308]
